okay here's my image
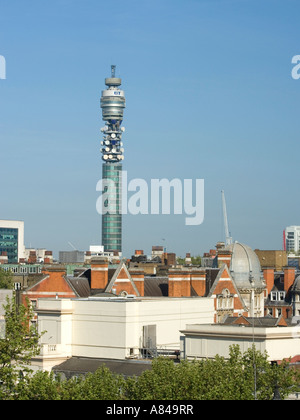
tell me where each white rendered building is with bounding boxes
[180,320,300,363]
[285,226,300,253]
[33,296,214,371]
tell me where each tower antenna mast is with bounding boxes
[221,190,233,246]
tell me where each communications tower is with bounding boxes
[100,65,126,253]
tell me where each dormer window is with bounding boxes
[279,291,285,301]
[270,291,285,301]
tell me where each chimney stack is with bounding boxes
[90,257,108,290]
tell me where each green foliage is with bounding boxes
[0,268,13,289]
[176,255,202,266]
[11,366,127,400]
[191,255,202,265]
[1,320,299,401]
[125,346,300,400]
[14,370,61,400]
[0,296,42,398]
[59,366,126,400]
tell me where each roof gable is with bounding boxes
[276,314,288,327]
[104,261,140,296]
[24,272,77,296]
[207,264,247,310]
[231,315,251,325]
[223,314,288,327]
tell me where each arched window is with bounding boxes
[217,289,233,309]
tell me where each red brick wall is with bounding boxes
[265,306,292,319]
[263,268,275,295]
[22,268,76,305]
[217,251,232,268]
[168,271,190,297]
[90,262,108,289]
[112,278,138,296]
[130,270,144,296]
[284,267,295,293]
[211,267,245,321]
[108,266,142,297]
[190,271,206,297]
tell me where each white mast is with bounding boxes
[221,190,233,246]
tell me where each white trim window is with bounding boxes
[270,291,285,301]
[217,289,233,310]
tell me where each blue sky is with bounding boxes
[0,0,299,258]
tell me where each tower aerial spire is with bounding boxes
[111,64,116,78]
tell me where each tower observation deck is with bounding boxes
[100,65,126,253]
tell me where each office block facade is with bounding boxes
[0,220,25,263]
[285,226,300,253]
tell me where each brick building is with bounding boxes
[263,266,300,319]
[254,249,287,271]
[22,258,146,317]
[22,242,273,325]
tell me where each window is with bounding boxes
[31,300,37,310]
[271,292,277,301]
[271,291,285,301]
[217,289,233,310]
[30,320,37,330]
[0,227,19,263]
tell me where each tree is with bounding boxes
[0,296,42,399]
[12,366,127,400]
[125,346,300,400]
[1,339,299,400]
[176,255,202,266]
[191,255,202,266]
[59,366,126,400]
[0,268,13,289]
[14,370,61,400]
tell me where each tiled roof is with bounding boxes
[52,356,152,379]
[66,276,91,297]
[144,277,168,296]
